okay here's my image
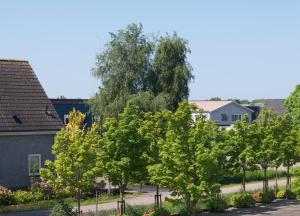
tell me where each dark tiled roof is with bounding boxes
[264,99,286,115]
[50,99,88,105]
[0,59,64,132]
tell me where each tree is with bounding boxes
[90,23,154,118]
[285,84,300,125]
[209,97,222,101]
[226,115,255,192]
[98,102,147,201]
[41,111,100,215]
[149,102,222,216]
[90,24,193,118]
[139,111,170,201]
[152,34,193,111]
[280,114,300,190]
[254,109,280,192]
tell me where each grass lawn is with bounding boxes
[0,191,141,214]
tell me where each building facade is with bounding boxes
[0,59,63,189]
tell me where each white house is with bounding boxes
[190,100,253,130]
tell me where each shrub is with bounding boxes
[14,190,35,204]
[0,186,15,205]
[221,169,289,185]
[207,196,228,212]
[252,191,274,203]
[143,208,170,216]
[285,190,296,199]
[231,193,255,208]
[50,200,75,216]
[276,190,286,199]
[31,181,54,200]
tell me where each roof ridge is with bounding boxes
[0,59,29,62]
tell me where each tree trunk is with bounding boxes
[156,185,159,195]
[120,186,124,201]
[185,194,191,215]
[286,164,291,191]
[77,194,81,216]
[139,182,143,192]
[263,168,268,192]
[275,167,279,193]
[242,168,246,192]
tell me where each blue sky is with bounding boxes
[0,0,299,100]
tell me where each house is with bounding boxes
[190,100,253,129]
[263,99,286,115]
[0,59,63,189]
[51,99,93,127]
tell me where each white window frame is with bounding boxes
[28,154,41,176]
[231,114,242,122]
[63,114,69,125]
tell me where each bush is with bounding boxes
[285,190,296,199]
[14,190,35,204]
[221,169,289,185]
[231,193,256,208]
[31,181,54,200]
[207,196,228,212]
[50,200,75,216]
[143,208,170,216]
[276,190,286,199]
[0,186,15,205]
[252,191,274,203]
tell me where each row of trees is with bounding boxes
[41,98,300,216]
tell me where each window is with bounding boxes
[64,114,69,125]
[28,154,41,176]
[231,114,242,122]
[221,114,228,121]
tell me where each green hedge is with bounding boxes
[220,169,289,185]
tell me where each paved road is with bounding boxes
[0,179,296,216]
[198,199,300,216]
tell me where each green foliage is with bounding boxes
[231,193,255,208]
[221,169,288,185]
[292,168,300,198]
[276,190,296,200]
[252,191,274,203]
[50,200,75,216]
[285,190,296,199]
[41,110,101,213]
[206,196,228,212]
[90,23,193,118]
[14,191,35,204]
[151,33,193,111]
[31,181,54,200]
[226,115,255,191]
[276,190,286,199]
[0,186,15,206]
[98,103,147,199]
[253,109,283,191]
[285,84,300,125]
[149,102,223,215]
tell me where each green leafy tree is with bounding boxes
[91,23,154,118]
[41,111,100,214]
[149,102,222,216]
[226,115,255,192]
[139,111,169,197]
[152,34,193,111]
[98,103,147,201]
[280,114,300,190]
[254,109,280,192]
[90,24,193,118]
[285,84,300,124]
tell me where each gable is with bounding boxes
[0,59,64,132]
